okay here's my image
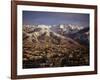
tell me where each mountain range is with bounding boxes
[23,24,89,68]
[23,24,89,46]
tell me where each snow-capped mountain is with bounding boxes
[51,24,84,35]
[23,24,89,68]
[68,27,89,46]
[23,24,89,47]
[23,24,84,48]
[23,24,65,39]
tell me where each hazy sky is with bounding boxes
[23,11,89,27]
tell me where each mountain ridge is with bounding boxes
[23,24,89,68]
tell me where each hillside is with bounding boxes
[23,24,89,68]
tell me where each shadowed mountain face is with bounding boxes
[23,24,89,69]
[67,27,89,46]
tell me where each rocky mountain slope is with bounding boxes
[23,24,89,68]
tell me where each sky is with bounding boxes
[23,11,89,27]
